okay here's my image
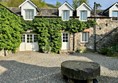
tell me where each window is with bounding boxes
[80,10,87,21]
[34,35,38,42]
[82,32,89,42]
[63,33,68,42]
[27,34,33,43]
[62,10,70,21]
[25,9,34,20]
[22,35,25,42]
[112,11,118,20]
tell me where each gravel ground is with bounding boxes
[0,52,118,83]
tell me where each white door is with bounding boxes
[61,33,69,50]
[19,34,39,51]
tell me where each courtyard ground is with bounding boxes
[0,52,118,83]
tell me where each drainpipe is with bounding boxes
[93,2,97,52]
[4,48,6,56]
[73,33,74,51]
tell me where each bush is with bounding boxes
[99,48,109,55]
[112,53,118,57]
[99,47,117,57]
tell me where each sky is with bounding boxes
[45,0,118,9]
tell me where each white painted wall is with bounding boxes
[109,3,118,17]
[76,4,91,20]
[20,1,37,20]
[59,4,73,17]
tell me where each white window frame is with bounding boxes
[112,11,118,20]
[21,35,25,42]
[21,34,38,43]
[62,33,69,42]
[24,9,34,20]
[62,10,70,21]
[80,10,88,21]
[81,32,89,43]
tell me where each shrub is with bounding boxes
[99,47,117,57]
[99,48,109,55]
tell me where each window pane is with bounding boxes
[25,9,34,19]
[22,35,25,42]
[112,11,118,17]
[112,11,118,20]
[27,35,30,43]
[34,35,38,42]
[30,35,33,43]
[63,33,68,42]
[80,11,87,21]
[82,32,89,42]
[82,33,85,41]
[63,10,70,21]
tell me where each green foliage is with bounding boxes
[72,0,88,9]
[33,18,62,53]
[99,45,118,57]
[23,21,34,31]
[32,18,95,53]
[0,0,54,8]
[7,0,24,7]
[55,1,61,8]
[0,5,24,52]
[99,31,118,57]
[37,27,49,52]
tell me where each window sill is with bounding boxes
[24,19,33,21]
[62,19,69,21]
[80,20,88,21]
[81,41,89,44]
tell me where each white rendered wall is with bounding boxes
[59,4,73,17]
[109,4,118,17]
[76,4,91,18]
[20,2,37,20]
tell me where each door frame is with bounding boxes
[20,33,39,51]
[61,32,70,50]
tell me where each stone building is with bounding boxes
[0,0,118,56]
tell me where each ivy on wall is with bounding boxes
[33,18,62,53]
[2,0,116,57]
[32,18,96,53]
[0,5,24,52]
[0,4,96,53]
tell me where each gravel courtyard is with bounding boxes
[0,52,118,83]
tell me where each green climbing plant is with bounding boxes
[0,4,24,52]
[32,18,95,53]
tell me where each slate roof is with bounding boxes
[0,4,18,16]
[9,7,110,18]
[102,2,118,16]
[8,7,21,15]
[8,7,58,17]
[58,1,74,10]
[37,8,58,16]
[3,2,118,18]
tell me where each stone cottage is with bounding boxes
[0,0,118,55]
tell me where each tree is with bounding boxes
[72,0,88,9]
[96,3,102,13]
[56,1,61,8]
[6,0,48,8]
[7,0,24,7]
[0,4,24,55]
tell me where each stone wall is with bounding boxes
[61,18,118,53]
[96,27,118,50]
[0,50,4,56]
[86,18,118,50]
[0,50,12,56]
[69,18,118,52]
